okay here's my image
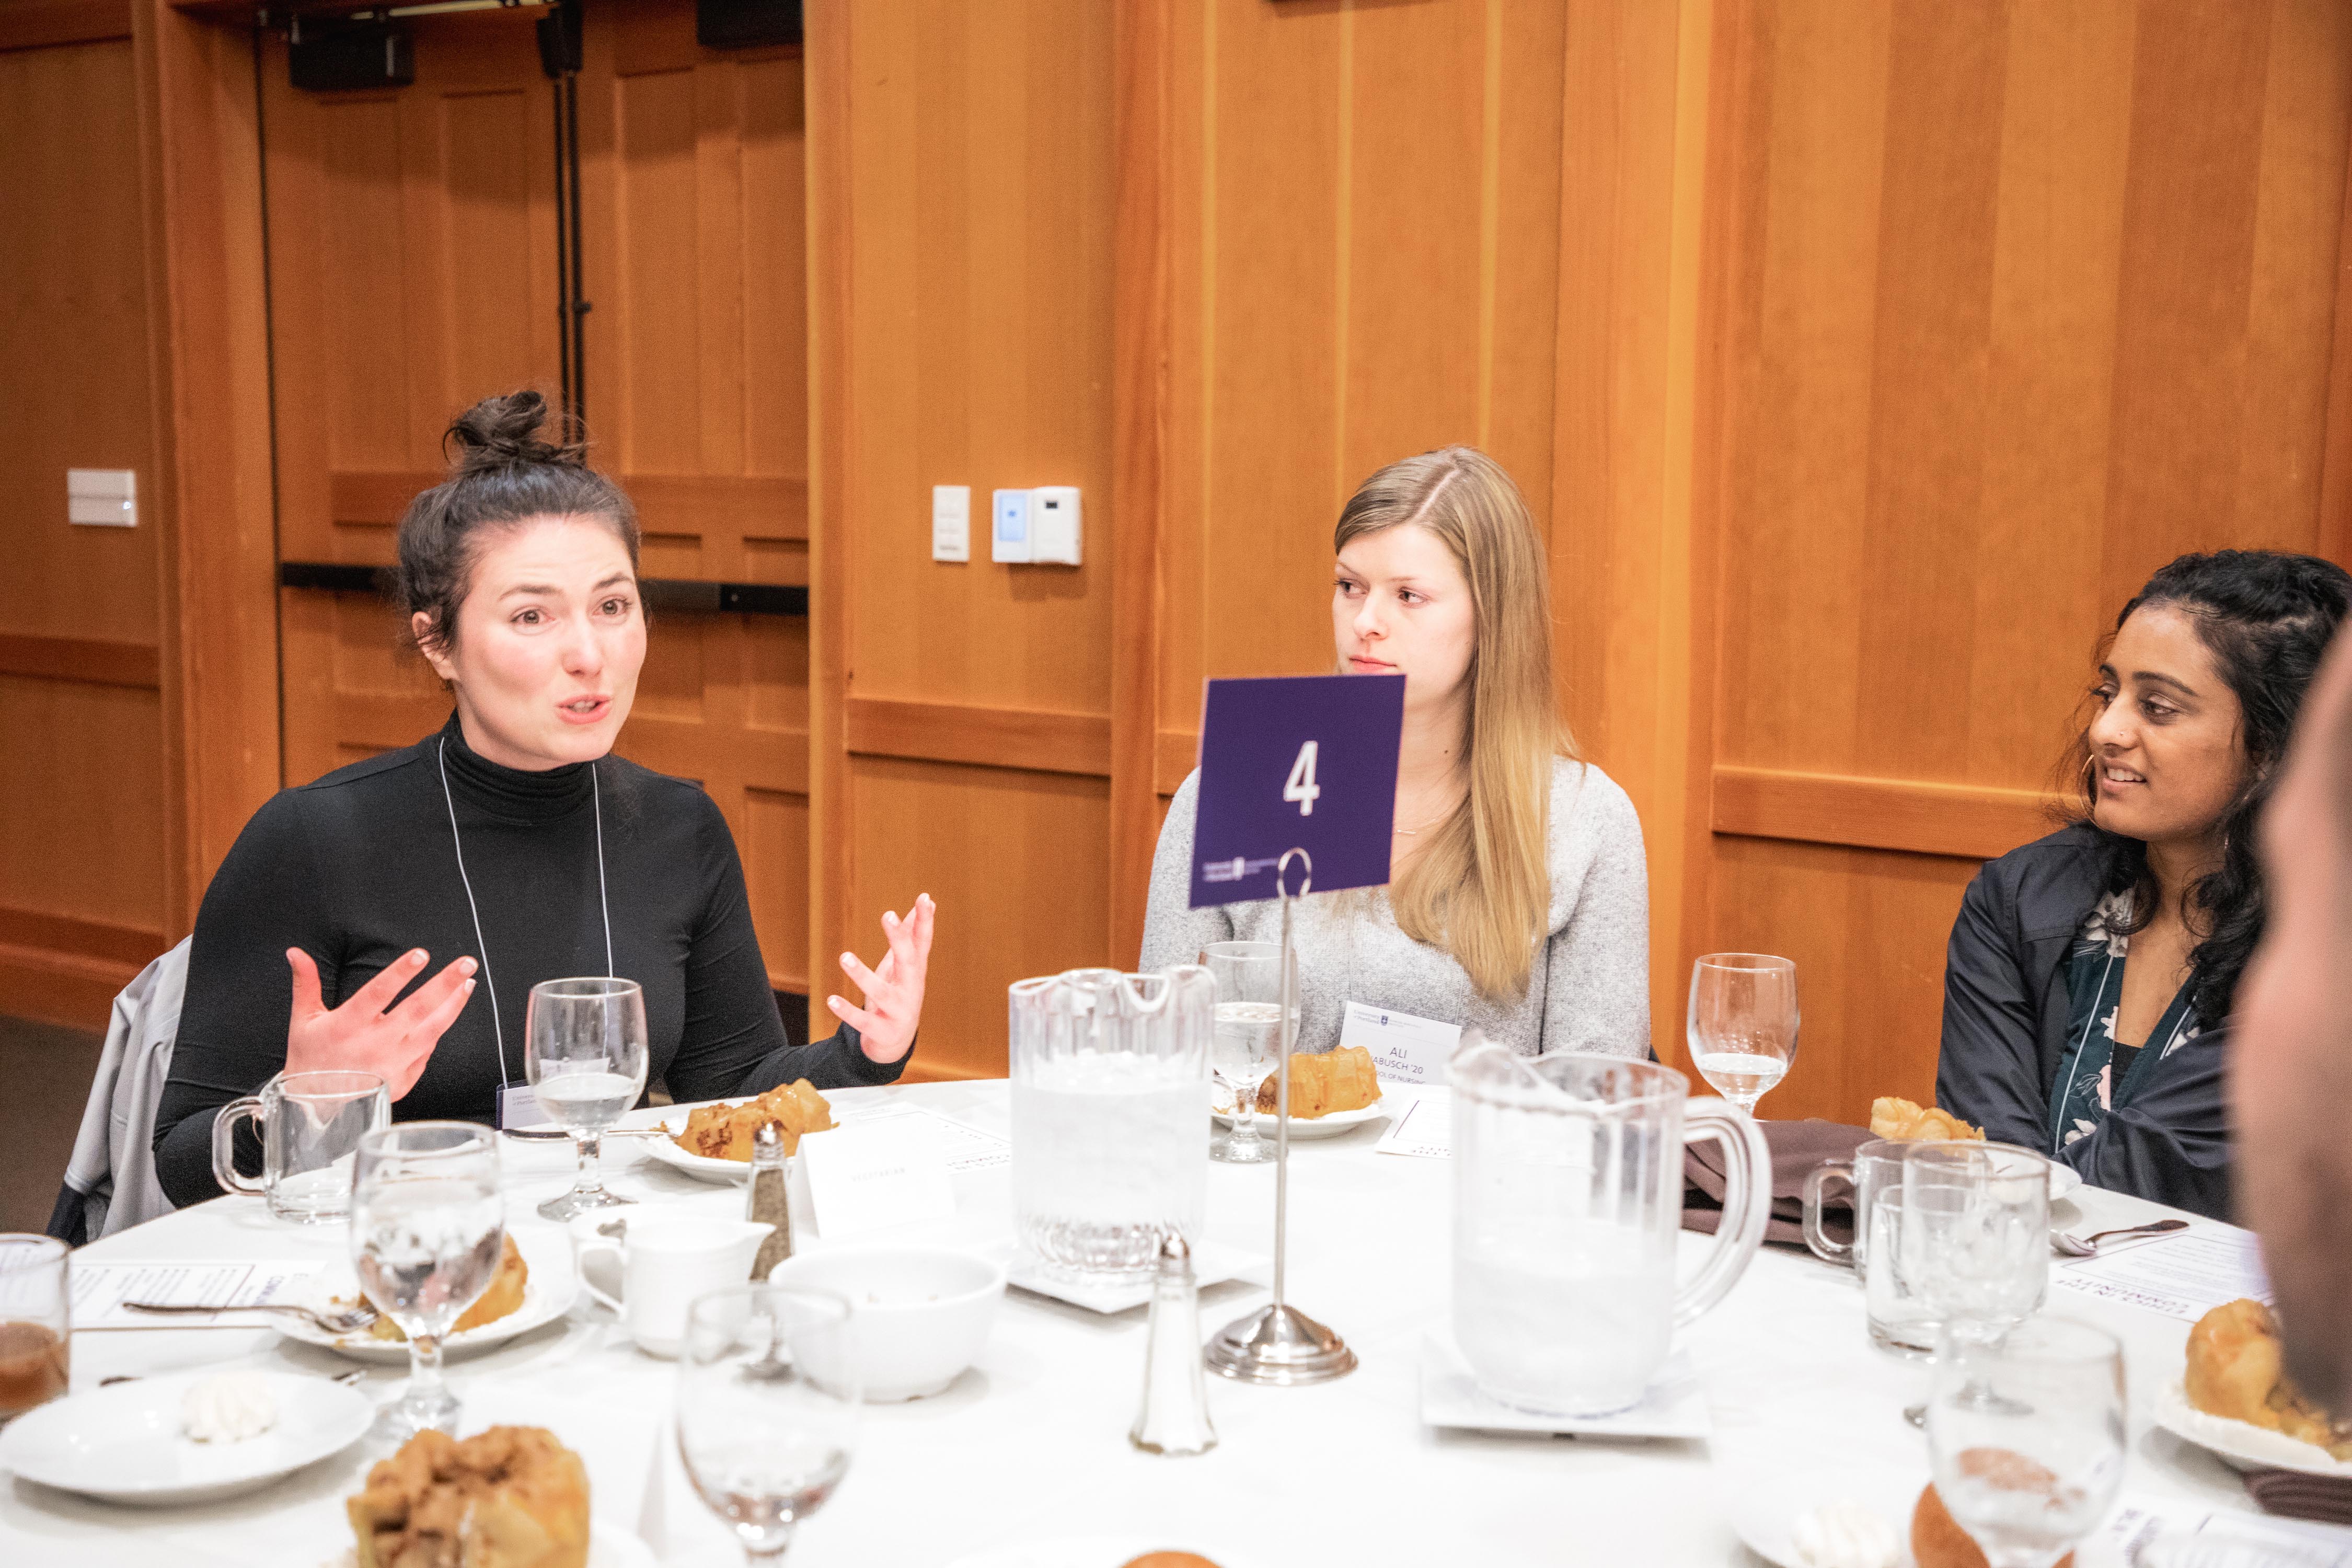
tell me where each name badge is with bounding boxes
[497,1081,546,1131]
[798,1115,956,1240]
[1340,1000,1462,1086]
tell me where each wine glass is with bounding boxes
[350,1121,504,1441]
[526,976,649,1220]
[1202,941,1283,1164]
[676,1285,860,1564]
[1688,953,1800,1113]
[1926,1316,2126,1567]
[1897,1140,2050,1425]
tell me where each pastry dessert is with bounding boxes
[2186,1298,2352,1458]
[672,1078,834,1160]
[368,1235,528,1342]
[1910,1473,2074,1568]
[1119,1557,1222,1568]
[1870,1096,1985,1143]
[349,1425,590,1568]
[1251,1045,1381,1119]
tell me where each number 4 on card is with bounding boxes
[1284,741,1321,816]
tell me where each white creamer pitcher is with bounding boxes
[1008,966,1214,1282]
[570,1210,775,1357]
[1452,1043,1771,1416]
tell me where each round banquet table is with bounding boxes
[0,1081,2269,1567]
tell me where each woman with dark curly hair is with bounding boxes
[1936,549,2350,1218]
[152,390,934,1208]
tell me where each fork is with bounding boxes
[2051,1218,2190,1258]
[122,1300,380,1334]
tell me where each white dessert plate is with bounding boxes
[321,1519,654,1568]
[2153,1379,2352,1479]
[2048,1162,2083,1202]
[1419,1332,1711,1440]
[615,1098,760,1183]
[1,1369,371,1506]
[278,1229,579,1364]
[1212,1095,1389,1140]
[1000,1240,1267,1314]
[1722,1463,1923,1568]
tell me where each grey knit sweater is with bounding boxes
[1139,759,1651,1057]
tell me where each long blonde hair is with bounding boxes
[1334,446,1571,999]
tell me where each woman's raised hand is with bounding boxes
[285,947,476,1102]
[832,893,936,1065]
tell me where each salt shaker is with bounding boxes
[1129,1234,1217,1455]
[745,1121,793,1279]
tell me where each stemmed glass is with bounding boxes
[676,1285,860,1564]
[350,1122,504,1441]
[527,976,649,1221]
[1898,1140,2050,1425]
[1202,941,1283,1164]
[1688,953,1800,1113]
[1925,1316,2126,1567]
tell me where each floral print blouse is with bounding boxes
[2047,891,2203,1156]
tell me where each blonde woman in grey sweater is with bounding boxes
[1141,446,1651,1059]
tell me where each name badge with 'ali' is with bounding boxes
[1339,1001,1461,1086]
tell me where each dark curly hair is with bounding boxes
[395,389,639,656]
[2065,549,2351,1023]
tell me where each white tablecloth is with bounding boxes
[0,1082,2275,1566]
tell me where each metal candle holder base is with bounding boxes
[1205,847,1355,1387]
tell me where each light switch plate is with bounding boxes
[991,488,1031,563]
[931,485,970,562]
[1029,486,1081,566]
[67,468,136,528]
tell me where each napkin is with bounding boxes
[2241,1468,2352,1526]
[1682,1119,1872,1250]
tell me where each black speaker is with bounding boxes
[289,19,414,93]
[536,0,583,78]
[696,0,800,51]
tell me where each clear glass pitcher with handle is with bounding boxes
[1009,965,1214,1281]
[1452,1043,1771,1416]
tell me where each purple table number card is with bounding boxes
[1187,673,1406,909]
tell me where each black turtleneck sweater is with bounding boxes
[154,717,905,1207]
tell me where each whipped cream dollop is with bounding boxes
[1791,1500,1899,1568]
[181,1372,278,1444]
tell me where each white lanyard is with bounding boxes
[436,735,615,1090]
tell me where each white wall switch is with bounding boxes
[67,468,136,527]
[991,488,1032,563]
[1029,485,1081,565]
[931,484,970,562]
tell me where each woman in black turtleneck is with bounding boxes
[154,391,934,1207]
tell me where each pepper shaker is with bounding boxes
[1130,1234,1217,1455]
[745,1121,793,1279]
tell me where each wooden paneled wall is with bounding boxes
[262,0,814,996]
[0,0,278,1027]
[811,0,2352,1119]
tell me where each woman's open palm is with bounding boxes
[285,946,477,1102]
[832,894,935,1064]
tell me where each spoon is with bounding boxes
[2051,1218,2189,1258]
[122,1300,381,1334]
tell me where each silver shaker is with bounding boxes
[746,1120,793,1279]
[1129,1233,1217,1455]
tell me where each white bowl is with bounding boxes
[767,1246,1005,1402]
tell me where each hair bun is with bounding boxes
[443,389,585,474]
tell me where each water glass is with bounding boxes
[1901,1141,2050,1344]
[1688,953,1800,1113]
[1202,941,1283,1164]
[0,1236,68,1427]
[1800,1138,1936,1354]
[676,1285,859,1563]
[1008,966,1213,1282]
[526,976,650,1221]
[351,1122,505,1440]
[209,1069,389,1223]
[1926,1317,2126,1567]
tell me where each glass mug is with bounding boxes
[1452,1043,1772,1417]
[0,1236,69,1427]
[211,1069,390,1223]
[1008,966,1214,1282]
[1800,1138,1931,1354]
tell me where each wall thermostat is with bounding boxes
[1029,486,1082,566]
[991,489,1031,562]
